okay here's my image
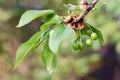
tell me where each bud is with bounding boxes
[80,0,88,10]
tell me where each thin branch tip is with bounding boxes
[76,0,99,22]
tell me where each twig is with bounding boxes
[75,0,99,22]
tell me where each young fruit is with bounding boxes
[79,41,84,49]
[72,42,79,50]
[85,39,92,47]
[91,32,97,40]
[85,29,92,36]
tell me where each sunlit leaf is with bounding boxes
[49,24,73,53]
[14,31,44,69]
[16,10,55,28]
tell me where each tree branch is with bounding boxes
[75,0,99,22]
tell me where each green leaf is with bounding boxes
[16,10,55,28]
[42,47,57,74]
[85,23,104,44]
[49,24,73,53]
[31,28,51,51]
[40,15,63,30]
[44,14,55,22]
[14,31,44,69]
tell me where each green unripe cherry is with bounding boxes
[85,29,92,36]
[72,42,79,50]
[79,41,84,49]
[91,32,97,40]
[85,39,93,47]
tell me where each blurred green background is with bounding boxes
[0,0,120,80]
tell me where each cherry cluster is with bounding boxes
[63,0,99,50]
